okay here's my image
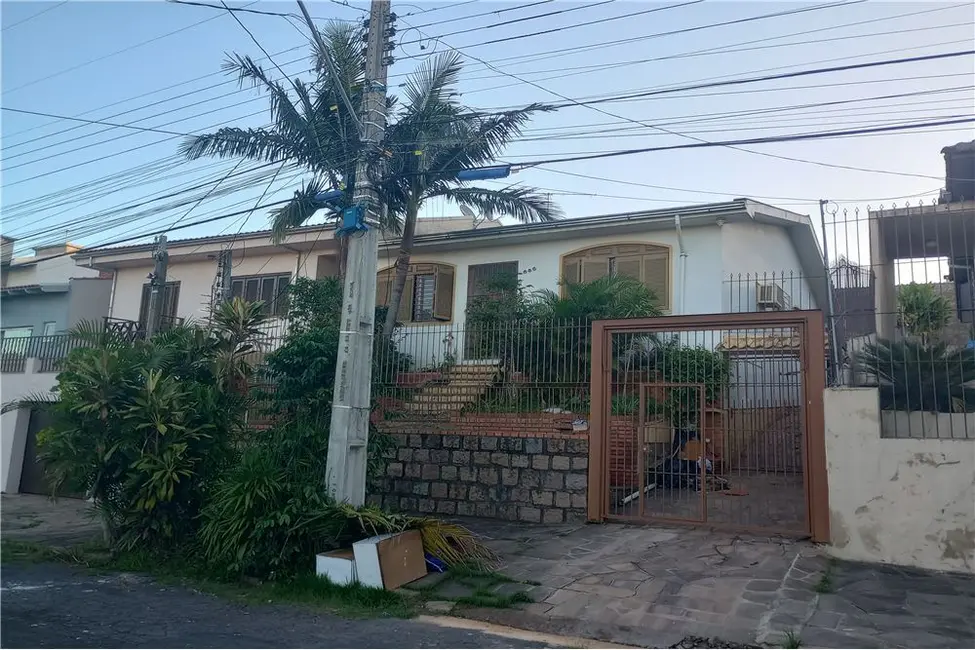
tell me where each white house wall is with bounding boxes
[392,226,726,364]
[721,221,819,312]
[7,254,100,287]
[109,250,314,323]
[1,360,58,493]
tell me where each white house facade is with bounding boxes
[75,199,826,362]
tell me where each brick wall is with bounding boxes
[370,417,589,523]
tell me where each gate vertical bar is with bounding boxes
[588,320,609,521]
[802,310,830,542]
[699,384,708,522]
[638,384,647,519]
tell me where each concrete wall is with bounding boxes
[0,292,70,334]
[66,278,112,329]
[722,221,819,311]
[109,252,314,323]
[4,254,100,288]
[824,387,975,574]
[1,359,58,493]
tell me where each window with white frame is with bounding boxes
[231,273,290,316]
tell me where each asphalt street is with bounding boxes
[0,563,549,649]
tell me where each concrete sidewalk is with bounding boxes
[461,519,975,649]
[1,493,101,546]
[4,494,972,648]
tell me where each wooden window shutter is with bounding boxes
[643,254,670,310]
[433,265,454,321]
[581,259,608,283]
[562,258,581,284]
[615,256,643,281]
[397,274,415,323]
[164,283,180,318]
[138,284,152,325]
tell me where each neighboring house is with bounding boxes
[78,199,826,360]
[869,140,975,342]
[73,215,500,338]
[831,255,871,289]
[1,239,113,346]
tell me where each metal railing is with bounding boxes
[762,198,975,440]
[1,334,79,374]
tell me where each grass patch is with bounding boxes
[813,559,837,594]
[1,539,415,619]
[780,629,802,649]
[454,589,533,609]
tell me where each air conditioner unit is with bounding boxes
[756,283,789,311]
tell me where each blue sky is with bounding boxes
[2,0,973,264]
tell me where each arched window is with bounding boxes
[376,263,455,323]
[561,243,671,311]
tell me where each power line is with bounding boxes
[2,0,69,31]
[2,2,261,95]
[533,168,941,203]
[539,50,975,112]
[0,107,194,137]
[510,118,975,169]
[6,0,955,154]
[9,38,968,176]
[398,0,618,46]
[402,0,706,49]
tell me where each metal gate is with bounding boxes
[586,311,829,541]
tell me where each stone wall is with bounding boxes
[369,426,589,524]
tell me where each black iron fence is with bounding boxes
[0,334,80,374]
[722,199,975,439]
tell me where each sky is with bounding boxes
[2,0,973,276]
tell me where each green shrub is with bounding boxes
[24,299,265,551]
[898,282,953,343]
[857,339,975,412]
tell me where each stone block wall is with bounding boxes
[369,426,589,523]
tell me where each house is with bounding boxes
[868,141,975,343]
[71,215,499,339]
[76,199,826,357]
[1,239,113,346]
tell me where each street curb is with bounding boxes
[417,614,643,649]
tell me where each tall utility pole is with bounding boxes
[299,0,393,505]
[145,235,168,336]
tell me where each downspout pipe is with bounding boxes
[674,215,689,314]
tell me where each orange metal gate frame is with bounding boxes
[585,310,830,542]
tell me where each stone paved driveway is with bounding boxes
[460,519,975,649]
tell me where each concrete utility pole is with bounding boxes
[146,235,169,336]
[299,0,393,505]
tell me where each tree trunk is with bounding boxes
[382,203,419,338]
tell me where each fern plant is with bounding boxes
[856,339,975,412]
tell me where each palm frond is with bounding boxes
[433,185,563,223]
[401,50,463,116]
[180,128,303,164]
[269,177,337,241]
[222,54,310,143]
[1,391,57,415]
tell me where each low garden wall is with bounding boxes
[371,414,589,523]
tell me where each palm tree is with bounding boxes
[181,24,562,338]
